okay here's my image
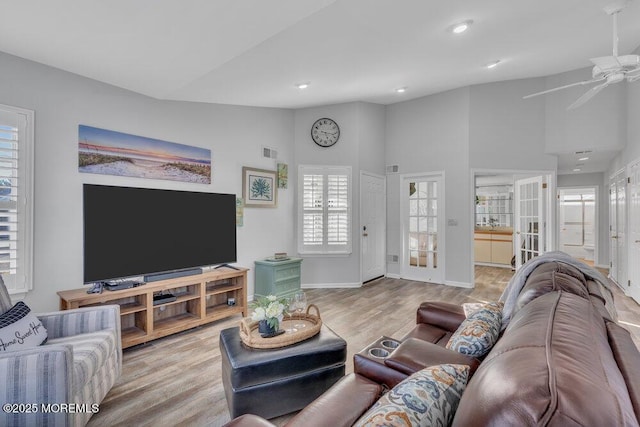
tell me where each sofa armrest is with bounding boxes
[384,338,480,377]
[416,301,465,333]
[38,305,121,341]
[354,353,408,389]
[0,345,74,426]
[286,373,383,427]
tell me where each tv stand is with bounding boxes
[58,267,248,348]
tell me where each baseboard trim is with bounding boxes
[301,282,361,289]
[445,280,474,289]
[595,264,609,270]
[385,273,401,279]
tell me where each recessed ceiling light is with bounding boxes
[395,87,407,93]
[578,156,589,161]
[449,20,473,34]
[296,82,310,90]
[573,168,581,172]
[486,60,501,69]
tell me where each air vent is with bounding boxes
[386,165,399,174]
[575,150,592,154]
[262,146,278,159]
[387,254,399,263]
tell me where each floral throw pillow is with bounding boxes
[446,301,503,358]
[353,364,469,427]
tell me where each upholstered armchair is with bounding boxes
[0,278,122,426]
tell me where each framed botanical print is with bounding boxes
[242,167,277,208]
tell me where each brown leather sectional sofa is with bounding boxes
[226,260,640,427]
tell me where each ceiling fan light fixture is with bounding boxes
[450,20,473,34]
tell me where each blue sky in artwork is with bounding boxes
[79,125,210,162]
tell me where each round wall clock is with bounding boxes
[311,118,340,147]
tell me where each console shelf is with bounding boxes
[58,267,248,348]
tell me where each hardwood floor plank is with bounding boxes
[88,266,639,426]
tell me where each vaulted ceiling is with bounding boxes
[1,0,639,173]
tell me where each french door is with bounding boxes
[401,174,443,283]
[627,161,640,302]
[514,176,545,269]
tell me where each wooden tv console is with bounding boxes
[57,267,247,348]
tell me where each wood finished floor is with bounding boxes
[88,266,640,427]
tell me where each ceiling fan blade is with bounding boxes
[590,56,621,71]
[523,78,605,99]
[567,82,609,110]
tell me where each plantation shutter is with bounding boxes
[0,105,34,297]
[298,165,351,254]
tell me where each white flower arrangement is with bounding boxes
[250,295,286,330]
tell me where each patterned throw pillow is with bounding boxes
[354,364,469,427]
[0,301,47,352]
[446,301,503,358]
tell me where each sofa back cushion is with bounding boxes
[514,261,589,314]
[452,291,638,427]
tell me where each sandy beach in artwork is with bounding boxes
[79,158,210,184]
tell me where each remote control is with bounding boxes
[86,282,103,294]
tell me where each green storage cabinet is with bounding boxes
[254,257,302,298]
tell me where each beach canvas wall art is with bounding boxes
[79,125,211,184]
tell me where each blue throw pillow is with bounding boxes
[446,301,503,357]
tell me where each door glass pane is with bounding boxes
[407,177,439,270]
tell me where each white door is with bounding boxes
[401,174,443,283]
[628,161,640,302]
[610,178,618,283]
[361,172,386,282]
[514,176,545,269]
[610,170,627,287]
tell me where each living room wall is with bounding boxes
[0,51,296,312]
[293,102,385,287]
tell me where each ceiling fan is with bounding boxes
[523,0,640,109]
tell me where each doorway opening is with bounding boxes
[557,187,597,266]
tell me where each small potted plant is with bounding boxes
[250,295,286,336]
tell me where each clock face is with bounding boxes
[311,118,340,147]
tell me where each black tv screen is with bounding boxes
[83,184,237,283]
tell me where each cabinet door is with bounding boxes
[474,237,492,263]
[491,237,513,265]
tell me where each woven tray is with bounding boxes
[239,304,322,349]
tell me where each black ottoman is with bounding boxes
[220,324,347,419]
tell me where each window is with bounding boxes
[298,165,352,255]
[0,104,34,298]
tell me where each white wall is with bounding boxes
[545,68,626,156]
[469,78,556,172]
[385,88,471,285]
[293,102,385,286]
[0,51,295,312]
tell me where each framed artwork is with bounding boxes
[236,197,244,226]
[277,163,288,189]
[242,167,277,208]
[78,125,211,184]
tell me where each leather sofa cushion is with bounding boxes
[515,262,589,314]
[453,291,638,426]
[286,373,383,427]
[384,338,480,377]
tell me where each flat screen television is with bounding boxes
[83,184,237,283]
